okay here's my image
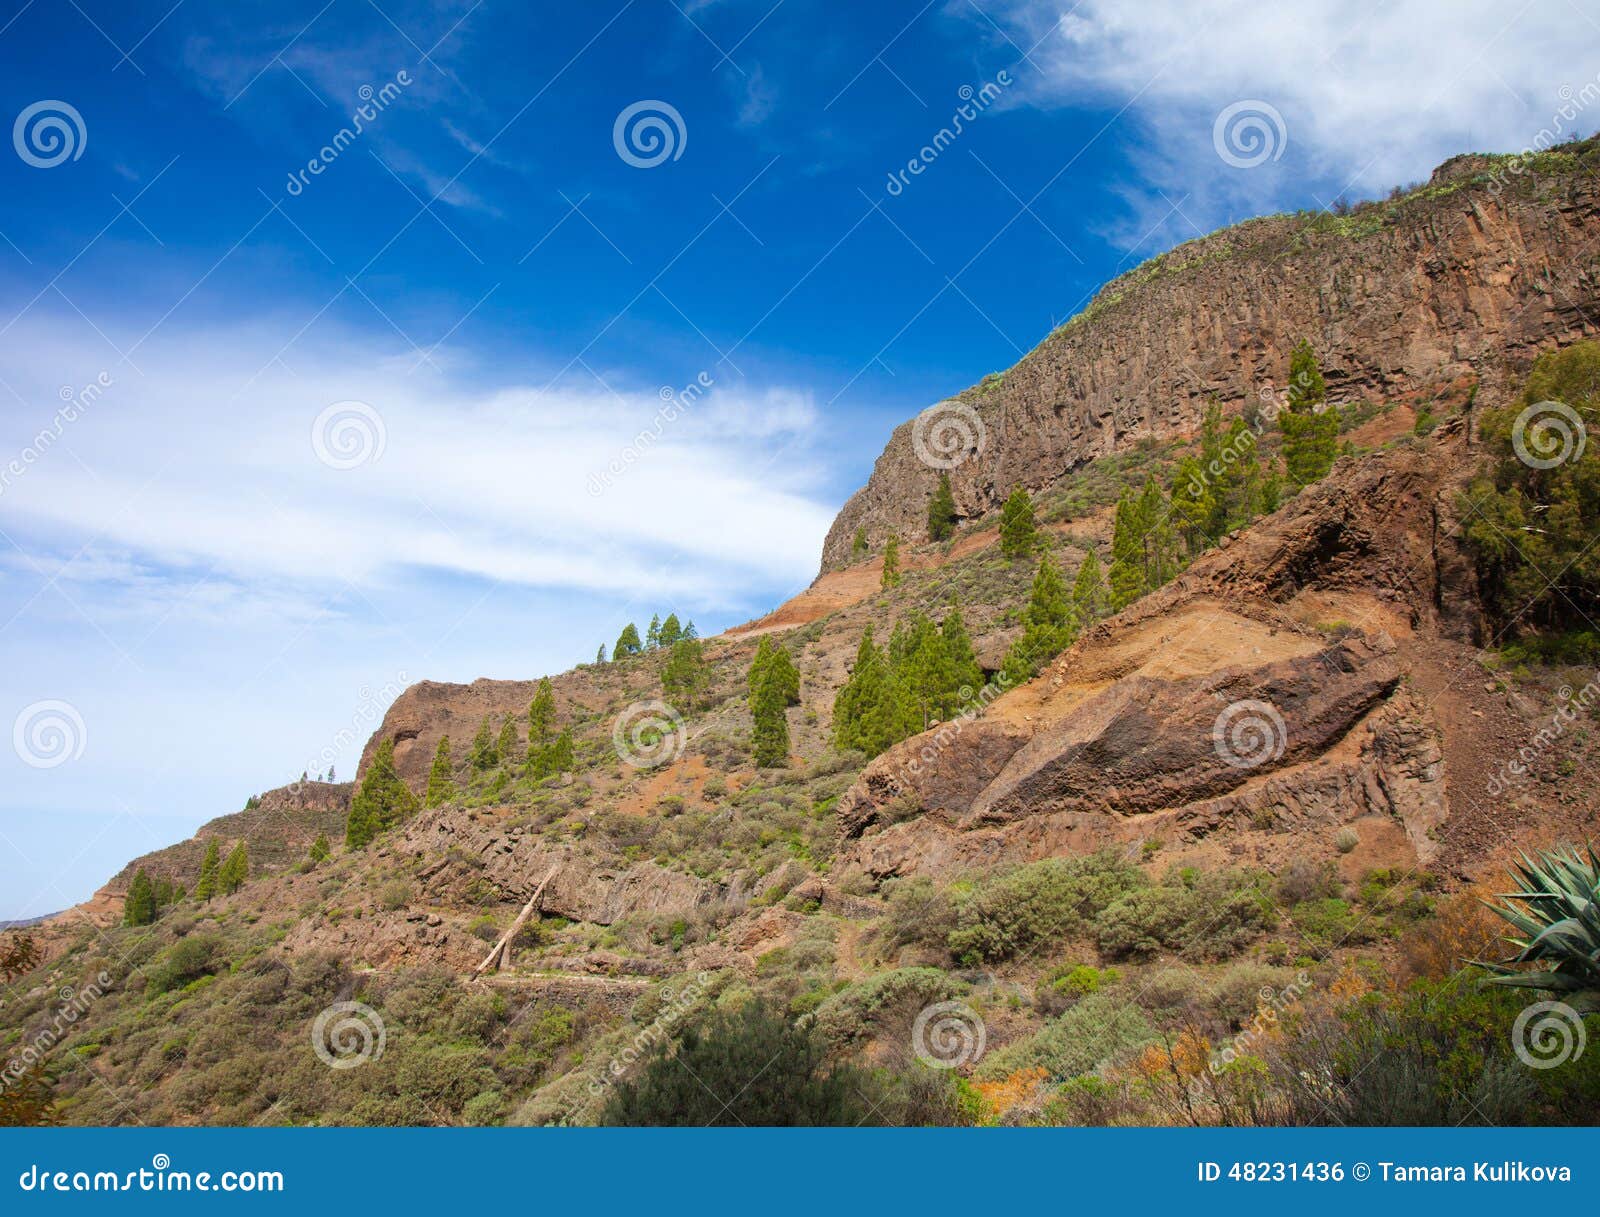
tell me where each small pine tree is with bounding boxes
[851,526,869,561]
[659,613,683,648]
[881,534,902,589]
[646,614,663,650]
[927,473,957,541]
[123,868,157,927]
[596,643,608,664]
[218,843,249,895]
[663,637,708,710]
[999,486,1038,559]
[346,739,418,848]
[1002,553,1078,685]
[615,623,642,658]
[308,832,331,863]
[496,716,519,766]
[1071,547,1108,624]
[682,620,698,640]
[426,736,454,807]
[194,839,221,901]
[469,715,498,770]
[527,677,556,749]
[1280,339,1338,488]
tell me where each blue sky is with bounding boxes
[3,0,1598,918]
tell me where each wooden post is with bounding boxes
[473,866,559,978]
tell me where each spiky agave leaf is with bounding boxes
[1479,844,1600,1002]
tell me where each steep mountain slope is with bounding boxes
[821,146,1600,570]
[7,142,1600,1128]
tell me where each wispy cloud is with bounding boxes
[988,0,1600,241]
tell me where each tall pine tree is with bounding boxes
[999,485,1038,559]
[123,868,157,926]
[1002,553,1078,684]
[346,739,418,848]
[469,715,498,770]
[426,736,454,807]
[1071,548,1108,624]
[1280,339,1338,488]
[218,843,249,894]
[527,678,556,748]
[194,839,221,901]
[614,623,643,657]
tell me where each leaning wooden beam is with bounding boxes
[472,866,560,977]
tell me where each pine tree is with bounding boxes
[851,526,869,561]
[219,843,248,894]
[152,877,175,909]
[469,715,497,770]
[528,677,556,749]
[1002,553,1078,685]
[546,728,575,775]
[596,644,608,664]
[346,739,418,848]
[999,485,1038,559]
[1071,548,1108,624]
[194,839,221,901]
[496,715,518,766]
[748,638,800,768]
[927,473,957,542]
[1280,339,1338,488]
[646,614,663,650]
[123,868,157,927]
[426,736,454,807]
[940,607,984,700]
[662,637,708,709]
[615,623,643,657]
[880,534,902,589]
[1108,488,1145,611]
[682,620,698,640]
[308,833,331,863]
[1135,473,1178,591]
[659,614,683,648]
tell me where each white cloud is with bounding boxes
[990,1,1600,236]
[0,313,835,613]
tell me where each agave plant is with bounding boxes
[1481,844,1600,1012]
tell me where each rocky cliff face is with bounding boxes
[820,145,1600,571]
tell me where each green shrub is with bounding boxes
[948,853,1145,965]
[1097,870,1273,961]
[1035,964,1119,1016]
[977,992,1154,1082]
[146,935,223,994]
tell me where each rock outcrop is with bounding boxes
[820,143,1600,570]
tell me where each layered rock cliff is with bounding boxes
[820,143,1600,571]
